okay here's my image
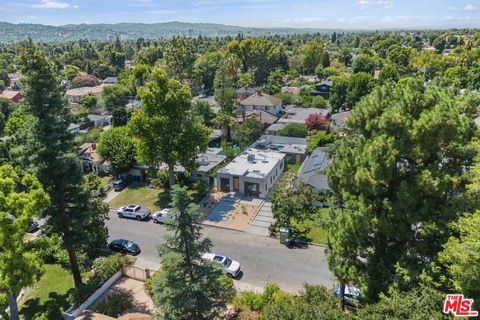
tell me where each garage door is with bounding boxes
[244,182,260,197]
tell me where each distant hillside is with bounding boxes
[0,21,338,43]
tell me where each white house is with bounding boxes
[239,92,282,116]
[216,148,285,198]
[87,114,111,128]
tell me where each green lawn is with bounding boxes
[291,208,330,245]
[19,264,77,319]
[287,163,301,173]
[108,184,205,211]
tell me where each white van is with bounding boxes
[152,208,175,224]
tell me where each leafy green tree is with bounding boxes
[355,287,449,320]
[17,43,109,287]
[64,65,80,81]
[327,78,476,301]
[250,38,277,84]
[98,126,136,176]
[345,72,373,109]
[432,36,446,53]
[135,45,163,66]
[129,68,210,187]
[120,63,152,95]
[352,54,376,74]
[152,186,235,320]
[271,173,316,231]
[265,68,284,94]
[193,100,215,127]
[80,92,97,112]
[386,45,413,75]
[164,37,196,81]
[378,64,399,85]
[103,84,130,127]
[194,51,224,92]
[300,40,324,74]
[329,76,349,113]
[0,164,49,320]
[277,123,308,138]
[237,118,262,149]
[214,65,237,141]
[439,211,480,302]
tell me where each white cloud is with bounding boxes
[33,0,78,9]
[356,0,394,9]
[377,1,394,9]
[464,4,477,12]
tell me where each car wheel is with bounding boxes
[118,212,123,218]
[136,215,142,221]
[227,273,233,278]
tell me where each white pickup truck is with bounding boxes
[117,204,151,221]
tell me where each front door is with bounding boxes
[233,177,240,191]
[295,154,301,164]
[220,178,230,192]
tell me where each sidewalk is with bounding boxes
[103,189,122,203]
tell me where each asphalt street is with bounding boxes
[106,210,335,293]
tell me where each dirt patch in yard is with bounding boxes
[216,203,257,230]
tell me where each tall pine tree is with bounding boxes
[17,42,108,287]
[152,186,235,320]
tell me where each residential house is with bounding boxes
[330,111,351,129]
[87,114,111,128]
[310,79,333,100]
[103,77,118,84]
[281,86,300,95]
[298,147,331,194]
[77,143,111,173]
[266,107,328,135]
[66,85,106,106]
[67,123,81,134]
[251,135,307,164]
[298,75,319,83]
[235,86,261,100]
[126,99,141,109]
[209,129,222,148]
[216,148,285,198]
[237,109,279,130]
[239,92,283,116]
[7,72,21,90]
[0,90,22,103]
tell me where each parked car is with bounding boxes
[117,204,151,220]
[109,239,140,255]
[335,285,361,307]
[202,253,241,277]
[285,238,308,249]
[8,214,39,233]
[152,208,175,224]
[113,178,128,191]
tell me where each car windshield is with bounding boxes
[223,258,232,268]
[125,241,135,248]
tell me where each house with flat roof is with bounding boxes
[251,135,307,164]
[239,92,282,116]
[216,148,285,198]
[298,147,332,194]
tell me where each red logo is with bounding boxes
[443,294,478,317]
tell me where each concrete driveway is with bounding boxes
[106,211,335,293]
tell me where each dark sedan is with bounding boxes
[108,239,141,255]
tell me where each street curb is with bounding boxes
[196,222,247,234]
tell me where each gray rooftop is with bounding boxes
[298,147,332,193]
[251,135,307,155]
[279,107,328,124]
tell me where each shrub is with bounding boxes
[307,131,336,152]
[95,293,133,317]
[233,291,264,311]
[68,254,124,307]
[277,123,308,138]
[305,113,328,131]
[144,271,161,297]
[194,180,209,197]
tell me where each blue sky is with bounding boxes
[0,0,479,29]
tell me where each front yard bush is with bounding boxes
[68,254,124,307]
[95,293,133,317]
